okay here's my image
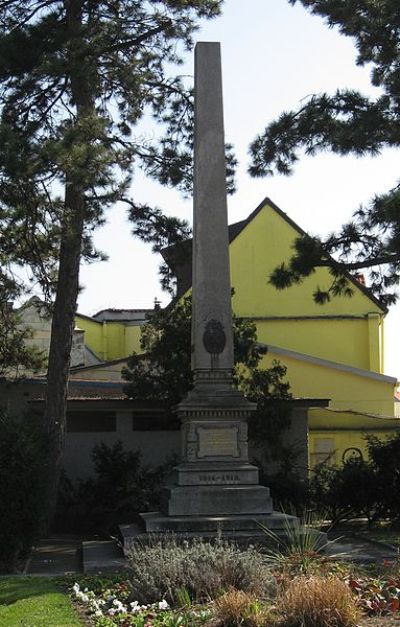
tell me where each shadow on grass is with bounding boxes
[0,577,61,605]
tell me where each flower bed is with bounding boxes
[71,581,212,626]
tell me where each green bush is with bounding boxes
[309,434,400,526]
[54,441,173,534]
[126,536,276,605]
[266,471,311,517]
[0,409,48,572]
[310,458,377,525]
[365,434,400,523]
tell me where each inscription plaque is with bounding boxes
[198,426,239,458]
[198,473,240,484]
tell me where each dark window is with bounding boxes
[66,411,116,432]
[132,411,179,431]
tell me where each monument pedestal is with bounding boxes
[126,382,297,541]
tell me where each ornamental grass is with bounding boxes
[275,575,361,627]
[213,588,274,627]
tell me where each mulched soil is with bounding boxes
[360,615,400,626]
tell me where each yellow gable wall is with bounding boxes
[75,315,142,361]
[230,201,385,372]
[75,315,103,358]
[125,326,142,357]
[230,202,383,317]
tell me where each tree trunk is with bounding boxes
[44,189,85,527]
[44,0,94,528]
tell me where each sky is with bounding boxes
[77,0,400,380]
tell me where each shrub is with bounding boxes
[126,536,276,605]
[266,470,311,517]
[0,409,48,572]
[309,434,400,526]
[310,458,377,525]
[54,441,173,534]
[276,575,361,627]
[366,434,400,524]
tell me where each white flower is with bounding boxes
[108,608,116,616]
[94,610,103,617]
[130,600,142,613]
[74,590,89,603]
[112,599,127,613]
[158,600,169,610]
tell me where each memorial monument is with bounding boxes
[122,42,296,543]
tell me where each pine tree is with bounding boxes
[249,0,400,306]
[0,0,225,524]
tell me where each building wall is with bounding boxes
[310,426,399,467]
[229,203,385,373]
[75,315,142,361]
[16,298,85,371]
[260,345,397,464]
[75,315,103,359]
[255,318,373,372]
[261,350,395,416]
[63,406,308,482]
[64,410,181,481]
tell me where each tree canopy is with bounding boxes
[0,0,226,300]
[0,0,227,523]
[249,0,400,306]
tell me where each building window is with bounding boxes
[66,411,116,432]
[310,437,336,467]
[132,410,180,431]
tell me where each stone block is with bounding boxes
[161,484,273,516]
[122,511,305,549]
[174,462,259,486]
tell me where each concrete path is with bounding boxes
[25,536,82,576]
[326,533,398,564]
[24,531,399,576]
[25,535,126,576]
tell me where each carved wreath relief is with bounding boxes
[203,318,226,354]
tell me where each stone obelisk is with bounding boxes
[139,42,287,535]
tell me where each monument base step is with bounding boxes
[161,484,273,516]
[119,511,315,555]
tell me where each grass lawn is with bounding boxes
[0,577,84,627]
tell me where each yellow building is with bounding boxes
[75,197,399,467]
